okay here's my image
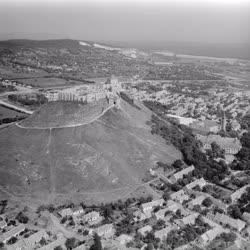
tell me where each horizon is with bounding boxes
[0,0,249,45]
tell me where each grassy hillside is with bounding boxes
[0,99,181,201]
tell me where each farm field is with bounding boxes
[19,77,86,88]
[0,105,26,119]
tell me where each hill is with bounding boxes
[0,99,181,202]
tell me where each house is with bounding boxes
[154,224,176,241]
[182,213,199,225]
[171,166,195,182]
[185,178,206,190]
[242,212,250,223]
[38,233,66,250]
[199,227,224,245]
[91,224,115,239]
[190,119,220,134]
[213,213,246,232]
[231,185,250,203]
[8,230,48,250]
[188,195,207,208]
[196,134,242,155]
[116,234,133,245]
[73,244,87,250]
[0,224,25,243]
[154,208,169,220]
[141,199,165,214]
[170,190,189,203]
[72,206,84,217]
[83,211,102,225]
[138,225,152,237]
[133,210,151,222]
[58,208,73,217]
[0,220,7,229]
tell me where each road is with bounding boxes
[16,104,114,130]
[0,99,34,114]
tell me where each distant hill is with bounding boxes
[0,99,181,201]
[0,39,80,49]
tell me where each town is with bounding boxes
[0,39,250,250]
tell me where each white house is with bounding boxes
[138,225,152,237]
[91,224,115,239]
[170,190,189,203]
[83,211,102,225]
[0,224,25,243]
[141,199,165,214]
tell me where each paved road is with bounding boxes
[0,99,34,114]
[16,104,114,130]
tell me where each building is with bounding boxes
[185,178,207,190]
[170,190,189,203]
[242,212,250,223]
[83,211,102,225]
[116,234,133,245]
[182,213,199,225]
[72,206,84,217]
[213,213,246,232]
[0,224,25,243]
[133,210,152,222]
[154,208,169,220]
[231,185,250,203]
[8,230,48,250]
[58,208,73,217]
[171,166,195,183]
[0,220,7,229]
[197,134,242,155]
[140,199,165,214]
[190,119,220,135]
[199,227,225,245]
[154,224,176,241]
[38,233,66,250]
[91,224,115,239]
[188,195,207,208]
[138,225,152,237]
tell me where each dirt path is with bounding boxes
[15,104,114,130]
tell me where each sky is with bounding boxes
[0,0,249,45]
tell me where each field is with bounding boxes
[18,77,85,88]
[0,105,26,119]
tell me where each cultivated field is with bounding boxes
[18,77,85,88]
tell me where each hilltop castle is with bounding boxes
[45,75,123,107]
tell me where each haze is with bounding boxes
[0,0,249,45]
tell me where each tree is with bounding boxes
[7,237,17,245]
[0,242,4,249]
[39,237,47,246]
[172,160,183,169]
[65,237,77,250]
[54,246,63,250]
[16,212,29,224]
[202,197,213,208]
[227,205,242,219]
[145,243,154,250]
[90,233,102,250]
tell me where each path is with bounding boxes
[15,104,114,130]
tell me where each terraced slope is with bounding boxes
[0,99,181,199]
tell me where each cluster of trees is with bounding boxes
[15,211,29,224]
[0,115,26,125]
[149,113,229,183]
[230,131,250,171]
[8,93,48,106]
